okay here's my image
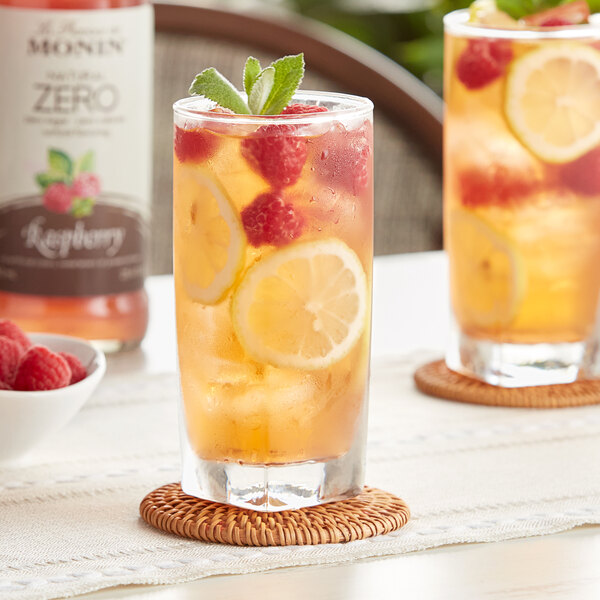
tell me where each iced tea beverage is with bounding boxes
[445,3,600,386]
[173,82,373,510]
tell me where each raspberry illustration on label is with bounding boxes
[35,148,101,217]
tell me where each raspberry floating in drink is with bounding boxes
[314,120,372,195]
[241,191,304,247]
[241,124,308,188]
[456,39,513,90]
[174,126,221,163]
[560,147,600,195]
[282,103,329,115]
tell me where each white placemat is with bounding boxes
[1,352,600,600]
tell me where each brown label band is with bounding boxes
[0,196,147,296]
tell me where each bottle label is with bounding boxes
[0,5,153,296]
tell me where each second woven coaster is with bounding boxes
[415,359,600,408]
[140,483,410,546]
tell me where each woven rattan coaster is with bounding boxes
[140,483,410,546]
[415,359,600,408]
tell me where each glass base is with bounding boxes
[180,436,364,512]
[447,328,597,388]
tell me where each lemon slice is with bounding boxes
[232,239,368,370]
[505,44,600,163]
[448,210,525,329]
[173,166,246,304]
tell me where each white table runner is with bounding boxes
[1,351,600,600]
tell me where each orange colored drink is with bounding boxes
[173,92,373,510]
[444,9,600,386]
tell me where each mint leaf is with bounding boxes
[260,54,304,116]
[48,149,72,177]
[189,67,250,115]
[244,57,262,97]
[495,0,526,18]
[248,67,275,114]
[188,53,305,115]
[496,0,564,19]
[589,0,600,13]
[35,172,67,190]
[496,0,525,18]
[76,150,95,174]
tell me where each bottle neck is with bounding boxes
[0,0,146,8]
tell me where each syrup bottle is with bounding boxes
[0,0,153,352]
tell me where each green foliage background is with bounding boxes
[286,0,599,96]
[287,0,472,96]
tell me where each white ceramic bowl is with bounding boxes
[0,333,106,464]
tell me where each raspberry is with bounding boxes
[174,125,220,163]
[72,172,101,197]
[210,106,235,115]
[13,346,71,392]
[0,380,11,391]
[241,124,308,188]
[524,0,589,26]
[43,182,74,214]
[458,166,538,207]
[538,17,572,26]
[0,336,21,387]
[241,192,304,247]
[314,121,372,195]
[349,134,372,192]
[205,106,238,135]
[0,320,31,354]
[282,103,329,115]
[456,39,513,90]
[560,147,600,195]
[59,352,87,384]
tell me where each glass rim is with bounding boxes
[444,8,600,40]
[173,90,373,124]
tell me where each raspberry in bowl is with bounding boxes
[0,322,106,463]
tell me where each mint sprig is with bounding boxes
[188,67,250,114]
[248,67,275,114]
[188,53,305,115]
[244,57,262,97]
[260,54,305,115]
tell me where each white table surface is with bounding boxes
[87,251,600,600]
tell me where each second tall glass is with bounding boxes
[173,92,373,511]
[445,10,600,387]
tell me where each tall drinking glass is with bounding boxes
[173,92,373,511]
[444,11,600,387]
